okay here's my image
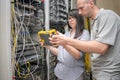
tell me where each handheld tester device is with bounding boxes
[38,29,57,46]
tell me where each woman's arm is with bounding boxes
[63,30,90,59]
[46,46,58,56]
[64,45,81,59]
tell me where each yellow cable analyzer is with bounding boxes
[38,29,57,46]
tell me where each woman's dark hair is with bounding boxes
[68,9,85,39]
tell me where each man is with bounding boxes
[50,0,120,80]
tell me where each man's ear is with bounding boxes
[89,0,95,7]
[89,0,94,4]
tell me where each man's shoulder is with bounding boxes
[100,8,119,17]
[98,8,119,21]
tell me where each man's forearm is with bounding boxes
[66,38,109,54]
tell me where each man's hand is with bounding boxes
[49,32,68,47]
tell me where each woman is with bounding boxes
[41,9,89,80]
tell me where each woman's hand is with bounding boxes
[39,38,53,50]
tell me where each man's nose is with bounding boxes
[78,10,82,15]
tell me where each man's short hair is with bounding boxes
[84,0,96,4]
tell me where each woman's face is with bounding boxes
[68,16,77,29]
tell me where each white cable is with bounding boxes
[46,50,50,80]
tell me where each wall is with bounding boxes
[96,0,120,15]
[119,0,120,15]
[0,0,12,80]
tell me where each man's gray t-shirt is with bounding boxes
[91,8,120,79]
